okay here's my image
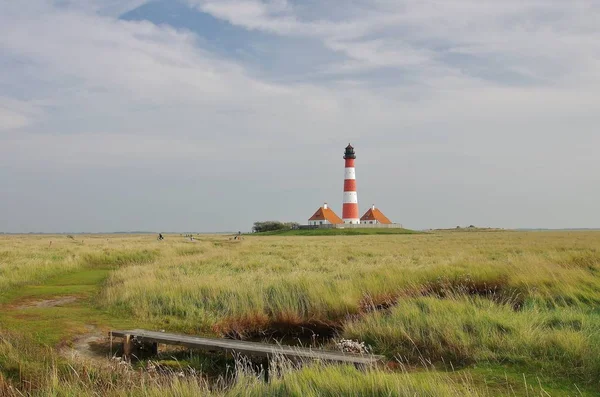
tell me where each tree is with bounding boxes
[252,221,299,233]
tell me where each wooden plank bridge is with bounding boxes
[110,329,383,366]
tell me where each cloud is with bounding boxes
[52,0,150,17]
[0,2,350,143]
[0,98,39,131]
[191,0,600,85]
[0,0,599,231]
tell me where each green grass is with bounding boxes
[1,268,109,303]
[0,269,153,347]
[228,363,485,397]
[344,296,600,384]
[255,227,418,235]
[462,363,595,396]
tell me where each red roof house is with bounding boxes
[308,203,344,226]
[360,204,392,224]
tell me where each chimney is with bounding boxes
[372,204,375,210]
[324,202,328,209]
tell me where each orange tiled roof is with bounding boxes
[360,208,392,224]
[308,207,344,224]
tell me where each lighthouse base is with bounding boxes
[343,219,360,224]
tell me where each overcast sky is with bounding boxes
[1,0,599,233]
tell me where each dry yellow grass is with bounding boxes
[1,231,599,395]
[94,232,600,335]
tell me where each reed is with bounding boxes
[1,231,599,395]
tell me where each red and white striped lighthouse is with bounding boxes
[342,143,360,224]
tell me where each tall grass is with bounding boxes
[228,362,486,397]
[1,330,487,396]
[2,231,599,394]
[99,232,600,336]
[0,235,162,293]
[0,236,80,292]
[344,296,600,383]
[96,232,600,391]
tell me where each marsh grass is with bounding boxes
[0,235,161,294]
[1,231,600,395]
[81,249,160,267]
[0,237,80,293]
[0,330,487,397]
[344,296,600,382]
[99,233,600,336]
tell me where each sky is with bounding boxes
[1,0,600,233]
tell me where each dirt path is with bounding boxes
[14,296,79,309]
[60,325,114,364]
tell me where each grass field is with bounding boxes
[255,227,418,235]
[1,231,599,396]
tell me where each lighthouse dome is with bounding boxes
[344,143,356,159]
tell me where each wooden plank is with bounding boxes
[110,329,383,365]
[123,334,133,358]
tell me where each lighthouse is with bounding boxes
[342,143,360,224]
